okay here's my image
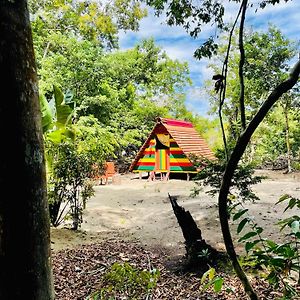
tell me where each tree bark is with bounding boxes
[0,1,54,299]
[168,194,218,265]
[218,59,300,300]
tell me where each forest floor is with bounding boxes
[51,169,300,299]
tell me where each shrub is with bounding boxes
[88,262,160,300]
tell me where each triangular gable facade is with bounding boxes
[129,117,215,174]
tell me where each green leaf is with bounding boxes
[233,209,248,221]
[270,257,285,268]
[266,270,278,284]
[200,268,214,284]
[237,218,249,234]
[276,194,290,205]
[39,94,53,133]
[64,90,74,105]
[284,245,295,258]
[284,198,297,212]
[200,269,209,284]
[291,220,300,234]
[53,85,73,125]
[245,240,260,253]
[256,227,263,235]
[46,128,68,144]
[238,231,258,242]
[208,268,215,280]
[53,85,64,106]
[265,240,277,249]
[201,281,212,291]
[213,277,223,293]
[278,216,300,231]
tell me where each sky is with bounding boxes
[118,0,300,117]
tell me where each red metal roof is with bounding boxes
[159,118,215,160]
[159,118,194,128]
[129,117,215,172]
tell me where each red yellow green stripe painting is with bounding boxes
[132,136,196,173]
[129,117,215,174]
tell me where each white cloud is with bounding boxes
[119,10,188,46]
[246,1,300,38]
[118,1,300,116]
[185,86,214,116]
[119,7,214,49]
[250,0,300,17]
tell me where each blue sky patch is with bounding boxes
[119,2,300,117]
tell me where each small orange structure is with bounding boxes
[92,161,116,185]
[99,161,116,185]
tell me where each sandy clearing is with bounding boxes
[51,169,300,257]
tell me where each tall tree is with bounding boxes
[29,0,147,48]
[145,1,300,298]
[207,25,297,152]
[0,1,53,299]
[218,58,300,300]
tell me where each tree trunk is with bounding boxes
[49,200,62,226]
[168,194,218,266]
[0,2,54,299]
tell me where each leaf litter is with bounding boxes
[52,238,289,300]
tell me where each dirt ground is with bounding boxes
[51,170,300,257]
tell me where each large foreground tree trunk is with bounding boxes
[0,1,54,299]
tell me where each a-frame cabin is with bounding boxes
[129,117,215,177]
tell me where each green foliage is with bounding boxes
[40,94,53,132]
[40,85,73,133]
[244,25,297,110]
[41,86,117,228]
[200,267,224,293]
[206,25,300,166]
[33,18,194,158]
[192,151,264,204]
[75,116,118,164]
[29,0,147,48]
[31,0,216,170]
[253,100,300,168]
[41,85,76,180]
[88,262,160,300]
[146,0,225,59]
[234,194,300,298]
[47,115,117,229]
[47,141,94,229]
[194,37,219,60]
[188,115,223,151]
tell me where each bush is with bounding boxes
[88,262,160,300]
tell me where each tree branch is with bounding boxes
[219,2,244,161]
[238,0,247,130]
[218,58,300,300]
